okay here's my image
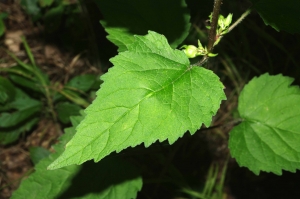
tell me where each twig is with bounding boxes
[207,0,223,53]
[218,9,252,42]
[195,0,222,66]
[195,7,252,67]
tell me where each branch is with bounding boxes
[207,0,223,53]
[195,0,222,66]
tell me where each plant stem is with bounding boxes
[195,0,222,66]
[207,0,223,53]
[195,7,251,67]
[228,9,251,33]
[198,118,243,133]
[217,8,252,42]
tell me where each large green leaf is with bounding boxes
[229,73,300,175]
[95,0,191,51]
[48,31,225,169]
[250,0,300,33]
[12,114,142,199]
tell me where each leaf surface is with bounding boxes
[65,74,98,92]
[229,73,300,175]
[96,0,191,51]
[48,31,225,169]
[250,0,300,33]
[0,89,41,128]
[12,114,142,199]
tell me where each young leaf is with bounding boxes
[229,73,300,175]
[96,0,191,51]
[12,114,142,199]
[250,0,300,33]
[48,31,226,169]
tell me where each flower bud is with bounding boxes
[182,45,198,58]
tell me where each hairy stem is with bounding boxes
[207,0,223,52]
[228,9,251,33]
[195,0,222,66]
[196,7,252,67]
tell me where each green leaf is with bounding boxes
[29,146,51,165]
[56,102,81,124]
[48,31,225,169]
[12,114,142,199]
[0,88,41,144]
[38,0,54,7]
[0,88,38,110]
[250,0,300,33]
[229,73,300,175]
[9,73,45,94]
[65,74,97,92]
[0,89,42,128]
[0,117,39,145]
[21,0,41,20]
[0,77,16,104]
[96,0,191,51]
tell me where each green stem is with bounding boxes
[217,8,252,43]
[228,9,251,33]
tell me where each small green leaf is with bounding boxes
[96,0,191,51]
[250,0,300,33]
[65,74,97,92]
[208,53,218,57]
[0,89,41,128]
[0,117,39,145]
[29,147,51,165]
[56,102,81,124]
[0,87,40,144]
[9,73,44,94]
[48,31,225,169]
[21,0,41,21]
[229,73,300,175]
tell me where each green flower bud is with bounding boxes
[182,45,198,58]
